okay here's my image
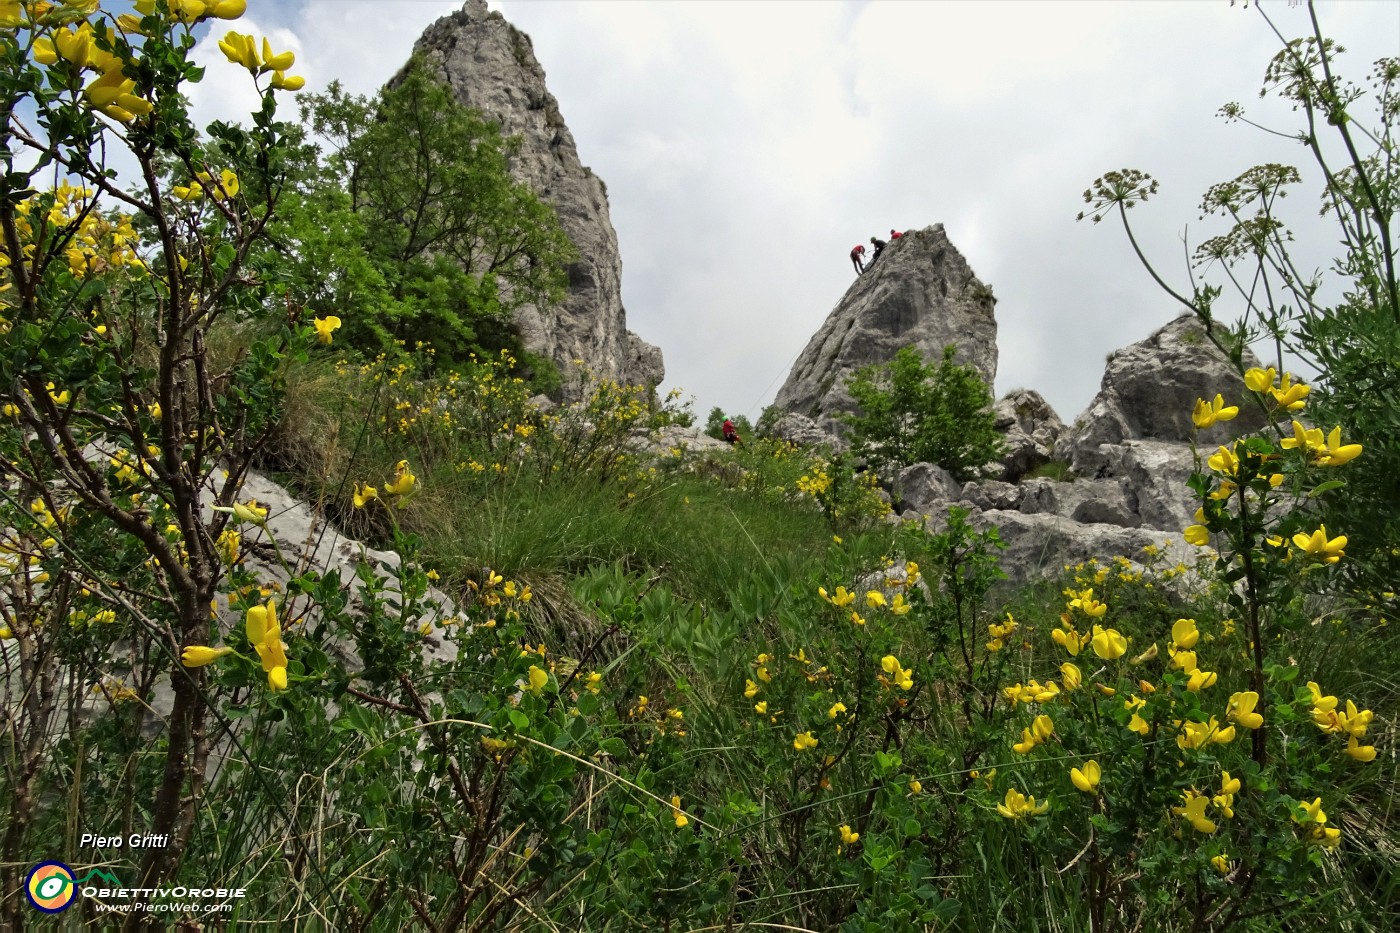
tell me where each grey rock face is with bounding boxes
[772,225,998,423]
[969,509,1195,586]
[1106,440,1201,534]
[630,424,731,456]
[994,388,1067,483]
[228,472,462,670]
[893,462,964,517]
[771,412,848,452]
[1065,314,1265,474]
[960,480,1025,512]
[1018,477,1140,528]
[410,0,663,395]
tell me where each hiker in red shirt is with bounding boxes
[722,418,740,445]
[850,243,866,275]
[890,229,903,240]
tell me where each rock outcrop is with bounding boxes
[848,314,1272,585]
[1063,315,1265,475]
[409,0,663,394]
[993,389,1067,483]
[771,412,848,452]
[772,225,998,431]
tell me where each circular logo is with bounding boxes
[26,861,77,913]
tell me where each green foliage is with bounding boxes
[4,5,1394,931]
[1023,460,1076,482]
[842,345,1004,481]
[755,403,785,437]
[703,405,752,441]
[0,0,313,917]
[1080,7,1399,615]
[278,60,575,368]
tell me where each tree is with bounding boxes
[0,0,308,909]
[277,60,575,371]
[841,346,1003,480]
[704,406,752,441]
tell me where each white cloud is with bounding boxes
[216,0,1399,423]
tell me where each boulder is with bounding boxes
[633,424,730,455]
[893,462,963,517]
[960,480,1025,512]
[969,509,1196,587]
[227,472,462,670]
[1064,314,1266,474]
[1107,440,1201,533]
[410,0,663,395]
[772,225,998,424]
[770,412,848,452]
[994,389,1067,483]
[1018,477,1140,528]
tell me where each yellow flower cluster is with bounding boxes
[819,585,854,608]
[1308,682,1377,761]
[1003,679,1059,706]
[1052,589,1129,661]
[180,597,289,691]
[985,613,1017,652]
[879,654,913,692]
[1166,618,1217,692]
[0,185,143,286]
[1244,367,1309,411]
[1170,773,1241,835]
[352,460,417,511]
[1191,393,1239,429]
[1291,796,1341,848]
[1280,421,1362,467]
[795,467,831,497]
[1012,714,1055,754]
[218,28,303,90]
[997,787,1049,819]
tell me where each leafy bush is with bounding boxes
[841,344,1004,480]
[277,60,575,369]
[703,405,752,441]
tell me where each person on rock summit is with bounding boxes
[722,418,740,445]
[890,229,903,240]
[850,243,866,275]
[869,235,887,265]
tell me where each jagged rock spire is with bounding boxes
[772,225,998,429]
[407,1,664,395]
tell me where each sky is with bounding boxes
[183,0,1400,425]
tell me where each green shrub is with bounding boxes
[281,60,576,369]
[841,345,1004,481]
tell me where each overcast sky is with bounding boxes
[187,1,1399,425]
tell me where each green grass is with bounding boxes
[247,355,1400,931]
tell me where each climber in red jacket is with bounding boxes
[850,243,866,275]
[890,229,903,239]
[722,418,740,445]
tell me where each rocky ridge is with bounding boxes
[773,236,1263,584]
[409,0,663,395]
[935,314,1262,582]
